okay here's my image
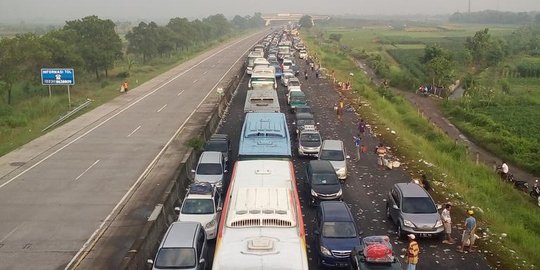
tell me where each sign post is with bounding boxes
[41,68,75,108]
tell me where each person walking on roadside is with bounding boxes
[421,174,431,191]
[304,69,309,81]
[122,80,129,93]
[458,210,477,253]
[358,119,366,136]
[441,203,455,244]
[376,143,387,168]
[405,234,420,270]
[353,135,362,160]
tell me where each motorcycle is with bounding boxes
[495,165,529,192]
[530,180,540,207]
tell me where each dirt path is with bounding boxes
[353,59,539,185]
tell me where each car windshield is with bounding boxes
[181,198,215,214]
[402,197,437,214]
[313,173,339,185]
[300,133,320,142]
[204,141,227,153]
[320,150,344,161]
[196,163,222,175]
[322,222,356,238]
[297,119,315,126]
[155,248,196,269]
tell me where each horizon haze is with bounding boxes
[0,0,539,24]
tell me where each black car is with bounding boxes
[305,160,342,206]
[295,105,312,114]
[203,134,231,167]
[349,236,402,270]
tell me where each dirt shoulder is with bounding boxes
[354,58,538,185]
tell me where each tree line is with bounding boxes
[449,10,539,25]
[0,13,265,105]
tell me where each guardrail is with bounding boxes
[42,99,92,132]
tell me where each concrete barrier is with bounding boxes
[118,64,244,270]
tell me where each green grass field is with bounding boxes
[0,34,240,157]
[303,25,539,270]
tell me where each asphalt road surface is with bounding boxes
[214,55,493,269]
[0,30,268,270]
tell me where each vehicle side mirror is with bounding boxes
[147,259,154,265]
[346,155,351,159]
[224,169,228,173]
[292,122,296,125]
[199,258,206,264]
[217,206,222,211]
[174,206,181,214]
[358,230,364,236]
[314,230,320,235]
[437,204,443,210]
[191,169,196,173]
[392,204,399,210]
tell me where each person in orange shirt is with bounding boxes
[405,234,420,270]
[122,81,129,93]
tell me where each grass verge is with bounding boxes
[304,30,540,270]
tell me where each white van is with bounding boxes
[244,89,280,113]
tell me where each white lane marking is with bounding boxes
[64,31,266,270]
[0,225,19,243]
[203,71,208,75]
[177,90,185,96]
[127,125,141,137]
[157,104,167,113]
[0,31,263,192]
[193,79,198,83]
[75,160,100,181]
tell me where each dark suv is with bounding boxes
[386,183,444,239]
[315,201,361,268]
[305,160,342,206]
[203,134,231,167]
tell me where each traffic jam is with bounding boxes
[147,25,490,270]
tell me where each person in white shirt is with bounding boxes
[441,203,454,244]
[502,162,509,174]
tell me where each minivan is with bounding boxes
[148,221,208,270]
[319,140,348,180]
[315,201,361,268]
[192,151,226,190]
[305,160,342,206]
[386,183,444,239]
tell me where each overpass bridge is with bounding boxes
[261,13,330,26]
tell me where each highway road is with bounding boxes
[214,53,493,270]
[0,30,267,270]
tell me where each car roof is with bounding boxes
[199,151,222,163]
[188,182,215,195]
[161,221,200,248]
[321,140,344,151]
[320,201,353,222]
[395,183,430,198]
[209,134,228,141]
[309,160,335,173]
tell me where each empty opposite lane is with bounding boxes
[0,30,267,270]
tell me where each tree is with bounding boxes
[0,38,22,104]
[126,22,159,63]
[466,28,492,65]
[247,13,265,28]
[166,17,193,51]
[422,45,454,88]
[231,15,248,30]
[421,44,445,64]
[64,15,122,79]
[299,15,314,28]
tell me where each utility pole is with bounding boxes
[468,0,471,13]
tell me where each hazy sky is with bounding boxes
[1,0,539,23]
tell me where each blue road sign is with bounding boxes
[41,68,75,85]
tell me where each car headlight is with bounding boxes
[311,189,319,197]
[205,219,216,229]
[320,246,332,256]
[403,219,414,228]
[336,189,342,197]
[337,167,346,175]
[435,220,443,228]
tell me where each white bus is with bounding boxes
[244,89,280,113]
[246,51,265,75]
[212,160,308,270]
[249,65,276,90]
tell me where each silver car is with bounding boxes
[386,183,444,239]
[192,151,226,190]
[318,140,348,180]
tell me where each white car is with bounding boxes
[287,78,302,93]
[299,49,307,59]
[176,182,222,240]
[281,71,295,86]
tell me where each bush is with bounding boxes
[100,80,110,88]
[116,71,130,78]
[187,136,205,151]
